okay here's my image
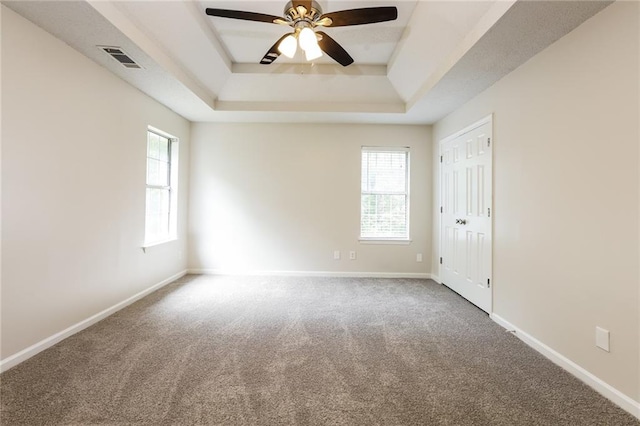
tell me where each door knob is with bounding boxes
[456,219,467,225]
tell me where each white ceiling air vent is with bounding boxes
[98,46,142,69]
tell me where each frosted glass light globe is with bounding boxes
[278,35,297,58]
[305,43,323,60]
[299,27,317,52]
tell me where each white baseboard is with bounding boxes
[490,313,640,420]
[429,274,442,284]
[187,269,431,279]
[0,270,187,373]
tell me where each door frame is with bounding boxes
[438,113,494,313]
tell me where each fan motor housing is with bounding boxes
[284,1,322,23]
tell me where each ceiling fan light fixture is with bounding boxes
[298,27,317,52]
[278,34,297,58]
[206,2,398,67]
[304,43,323,61]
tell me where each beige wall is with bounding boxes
[188,123,431,275]
[1,6,190,359]
[432,1,639,401]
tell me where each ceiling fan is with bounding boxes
[205,1,398,67]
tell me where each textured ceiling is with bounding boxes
[2,0,613,124]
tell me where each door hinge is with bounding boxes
[440,155,443,163]
[439,257,443,265]
[488,207,491,217]
[487,137,491,147]
[440,206,443,213]
[487,278,491,288]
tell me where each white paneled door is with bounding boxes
[440,116,493,313]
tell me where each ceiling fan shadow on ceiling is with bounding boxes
[205,1,398,67]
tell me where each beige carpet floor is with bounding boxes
[1,275,638,425]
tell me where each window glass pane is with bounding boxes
[158,160,169,186]
[361,194,407,238]
[146,158,169,187]
[147,132,160,159]
[145,129,177,245]
[145,188,170,242]
[157,136,170,162]
[362,151,407,193]
[146,158,157,185]
[360,149,409,239]
[361,153,369,190]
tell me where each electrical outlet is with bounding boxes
[349,251,356,260]
[416,253,423,262]
[333,250,340,260]
[595,327,610,352]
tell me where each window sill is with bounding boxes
[142,237,178,253]
[359,239,412,245]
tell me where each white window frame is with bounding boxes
[143,126,179,248]
[359,146,411,243]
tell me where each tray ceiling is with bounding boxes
[3,0,613,124]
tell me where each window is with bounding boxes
[145,128,178,246]
[360,147,410,240]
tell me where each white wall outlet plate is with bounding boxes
[595,326,610,352]
[416,253,423,262]
[333,250,340,260]
[349,251,356,260]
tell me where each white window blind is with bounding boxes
[360,147,410,240]
[145,129,177,245]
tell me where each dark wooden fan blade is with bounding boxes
[316,31,354,67]
[260,33,291,64]
[320,7,398,27]
[205,8,283,24]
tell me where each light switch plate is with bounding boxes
[595,326,610,352]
